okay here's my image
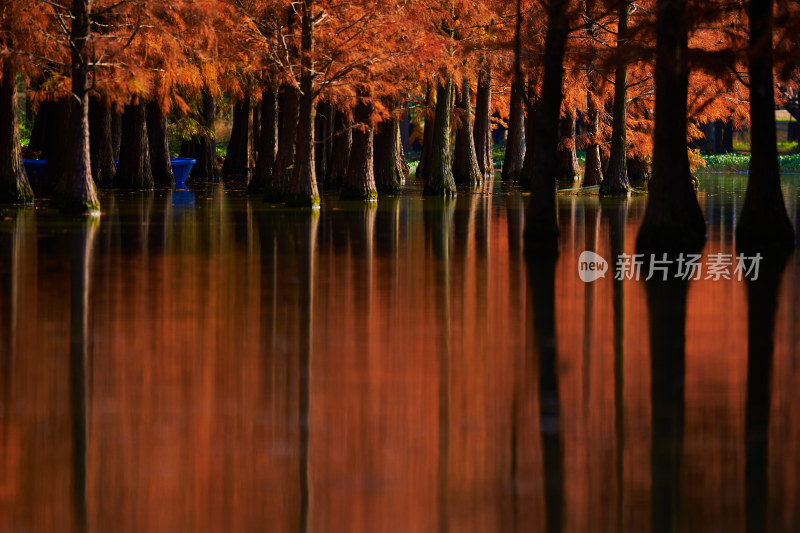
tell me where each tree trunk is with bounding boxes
[627,154,651,187]
[114,101,153,190]
[374,116,404,193]
[601,0,631,195]
[722,121,734,153]
[519,77,538,190]
[0,60,33,204]
[325,108,350,191]
[111,109,122,159]
[269,85,298,201]
[636,0,706,253]
[416,83,435,181]
[556,110,579,187]
[396,119,410,182]
[221,94,253,183]
[452,80,483,188]
[341,100,377,200]
[52,0,100,213]
[736,0,794,249]
[248,86,278,194]
[89,95,116,187]
[146,101,174,186]
[583,1,604,187]
[502,81,526,181]
[251,100,260,160]
[474,66,494,178]
[423,77,457,197]
[286,0,320,207]
[523,0,568,252]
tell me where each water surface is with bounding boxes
[1,174,799,532]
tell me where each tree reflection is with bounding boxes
[527,253,562,533]
[744,249,790,532]
[645,266,688,533]
[69,216,98,532]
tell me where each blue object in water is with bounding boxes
[170,158,196,186]
[23,159,47,190]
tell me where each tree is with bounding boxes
[636,0,706,253]
[502,80,526,181]
[601,0,631,195]
[341,98,377,200]
[0,58,33,204]
[523,0,570,252]
[736,0,794,249]
[423,77,457,196]
[452,80,483,188]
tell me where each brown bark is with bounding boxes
[248,86,278,194]
[325,108,350,191]
[52,0,100,212]
[341,100,377,200]
[519,78,538,190]
[582,0,604,187]
[146,101,174,186]
[452,80,482,188]
[268,85,298,201]
[0,60,33,204]
[423,77,456,197]
[221,94,253,182]
[286,0,320,207]
[374,116,403,193]
[523,0,568,252]
[89,95,116,187]
[114,101,153,190]
[736,0,794,248]
[502,81,526,181]
[636,0,706,253]
[474,66,494,178]
[601,0,631,195]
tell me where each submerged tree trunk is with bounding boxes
[325,108,350,191]
[180,89,218,182]
[89,95,116,187]
[286,0,320,207]
[523,0,568,252]
[602,0,631,195]
[556,110,579,187]
[374,116,404,193]
[248,86,278,194]
[474,66,493,178]
[52,0,100,213]
[416,83,436,181]
[736,0,794,248]
[146,101,174,186]
[268,85,298,201]
[636,0,705,253]
[423,77,457,197]
[502,81,526,181]
[583,1,604,187]
[221,95,253,183]
[114,101,153,190]
[341,100,377,200]
[0,60,33,204]
[452,80,483,188]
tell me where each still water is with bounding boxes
[0,175,799,532]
